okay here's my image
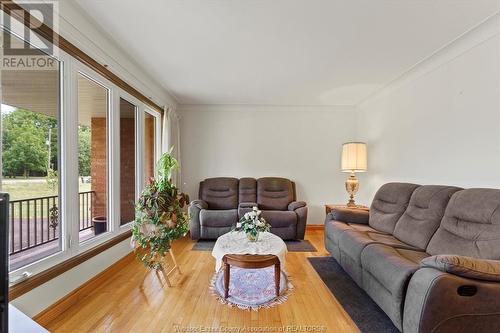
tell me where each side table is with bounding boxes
[325,204,369,215]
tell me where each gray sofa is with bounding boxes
[189,177,307,240]
[325,182,500,333]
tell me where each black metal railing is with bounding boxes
[9,191,95,255]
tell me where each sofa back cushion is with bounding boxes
[199,177,239,210]
[369,182,420,234]
[239,178,257,203]
[257,177,294,210]
[393,185,462,249]
[427,189,500,259]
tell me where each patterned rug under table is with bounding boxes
[210,266,293,310]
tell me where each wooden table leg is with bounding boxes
[274,262,280,297]
[224,262,230,298]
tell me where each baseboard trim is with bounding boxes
[306,224,324,231]
[33,252,135,327]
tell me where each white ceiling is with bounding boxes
[76,0,500,106]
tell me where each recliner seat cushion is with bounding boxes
[340,230,419,262]
[338,229,420,285]
[199,209,238,227]
[393,185,462,249]
[361,244,430,329]
[427,188,500,259]
[199,178,239,210]
[324,219,384,262]
[369,182,420,233]
[257,177,294,210]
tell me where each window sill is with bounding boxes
[9,230,132,300]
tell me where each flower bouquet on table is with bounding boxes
[131,151,189,271]
[234,206,271,242]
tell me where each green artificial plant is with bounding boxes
[131,149,189,270]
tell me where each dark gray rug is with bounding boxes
[192,239,317,252]
[308,256,400,333]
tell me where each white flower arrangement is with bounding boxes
[234,206,271,241]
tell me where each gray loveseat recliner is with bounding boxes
[325,182,500,333]
[189,177,307,240]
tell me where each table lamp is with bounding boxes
[341,142,367,207]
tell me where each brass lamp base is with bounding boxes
[345,172,359,207]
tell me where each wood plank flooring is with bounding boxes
[42,230,359,333]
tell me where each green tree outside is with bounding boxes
[1,108,92,178]
[78,125,91,177]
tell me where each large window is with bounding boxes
[78,73,111,242]
[119,98,136,225]
[144,110,158,185]
[0,27,162,279]
[1,33,62,271]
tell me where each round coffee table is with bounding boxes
[211,231,287,271]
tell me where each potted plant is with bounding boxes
[234,206,271,242]
[131,151,189,271]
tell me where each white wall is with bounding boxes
[356,13,500,203]
[179,105,357,225]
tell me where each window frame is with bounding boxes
[116,93,141,228]
[8,54,162,283]
[143,108,162,184]
[74,62,117,252]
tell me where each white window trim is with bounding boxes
[8,49,162,282]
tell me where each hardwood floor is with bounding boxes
[42,230,360,333]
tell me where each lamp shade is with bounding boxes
[341,142,367,172]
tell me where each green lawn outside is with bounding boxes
[1,178,92,219]
[2,180,91,201]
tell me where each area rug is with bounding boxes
[193,239,317,252]
[210,266,293,310]
[308,257,400,333]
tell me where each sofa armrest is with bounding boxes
[288,201,306,211]
[420,255,500,282]
[190,199,208,210]
[188,200,207,239]
[326,207,369,225]
[403,267,500,333]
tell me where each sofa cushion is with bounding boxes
[239,177,257,203]
[362,244,430,294]
[325,221,382,251]
[261,210,297,228]
[199,209,238,227]
[361,244,430,329]
[427,188,500,259]
[393,185,462,249]
[257,177,294,210]
[200,178,239,210]
[340,230,419,266]
[369,182,420,233]
[337,229,419,286]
